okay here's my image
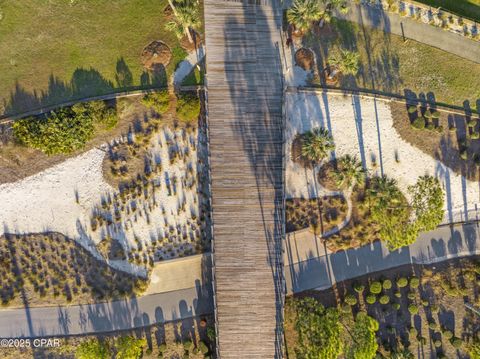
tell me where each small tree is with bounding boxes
[301,127,335,163]
[408,175,445,232]
[165,0,201,44]
[345,312,379,359]
[334,155,365,189]
[329,49,360,76]
[287,0,323,34]
[294,297,344,358]
[115,336,147,359]
[75,338,109,359]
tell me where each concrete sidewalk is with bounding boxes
[285,221,480,293]
[337,3,480,64]
[0,254,213,338]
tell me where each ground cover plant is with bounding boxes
[302,18,480,107]
[392,101,480,181]
[0,232,147,308]
[285,257,480,358]
[0,0,201,116]
[0,316,216,359]
[285,196,348,234]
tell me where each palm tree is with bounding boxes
[165,0,201,44]
[333,155,364,189]
[368,176,403,210]
[329,49,360,76]
[287,0,323,34]
[301,127,335,163]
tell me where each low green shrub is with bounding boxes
[426,122,435,130]
[353,283,365,293]
[472,132,480,140]
[412,117,425,129]
[393,302,401,310]
[451,337,463,349]
[142,90,170,114]
[370,281,382,294]
[429,321,438,330]
[434,339,442,348]
[409,327,417,337]
[397,277,408,288]
[176,92,200,122]
[431,304,440,313]
[341,303,351,313]
[442,330,453,340]
[394,291,401,298]
[409,277,420,289]
[408,304,418,315]
[408,105,418,114]
[345,294,357,306]
[198,341,209,354]
[460,149,468,160]
[407,292,416,300]
[379,295,390,305]
[366,294,376,304]
[421,299,429,306]
[382,279,392,290]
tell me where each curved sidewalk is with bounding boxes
[0,255,213,338]
[285,221,480,293]
[337,3,480,64]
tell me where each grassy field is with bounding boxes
[415,0,480,21]
[306,19,480,108]
[0,0,191,116]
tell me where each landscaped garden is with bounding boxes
[287,3,480,107]
[0,0,203,116]
[285,257,480,358]
[415,0,480,22]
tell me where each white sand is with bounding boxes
[286,91,480,223]
[0,125,208,275]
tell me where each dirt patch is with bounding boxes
[286,256,480,358]
[141,41,172,70]
[295,48,314,71]
[390,101,480,181]
[286,196,348,234]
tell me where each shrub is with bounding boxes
[75,339,109,359]
[434,339,442,348]
[382,279,392,290]
[409,327,417,337]
[426,123,435,130]
[142,90,170,114]
[451,337,463,349]
[394,291,401,298]
[341,303,352,313]
[460,149,468,160]
[442,330,453,340]
[436,125,444,133]
[429,321,438,330]
[407,292,416,300]
[397,277,408,288]
[176,92,200,122]
[366,294,376,304]
[431,110,441,119]
[115,336,147,359]
[408,105,418,114]
[431,304,440,313]
[183,340,194,351]
[410,277,420,289]
[198,341,209,354]
[408,304,418,315]
[379,295,390,305]
[412,117,425,129]
[424,109,432,119]
[345,294,358,306]
[421,299,429,306]
[353,283,365,293]
[393,302,401,310]
[370,281,382,294]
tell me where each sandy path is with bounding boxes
[286,91,480,223]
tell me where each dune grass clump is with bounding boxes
[176,92,200,122]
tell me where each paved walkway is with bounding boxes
[337,3,480,64]
[204,0,285,357]
[285,221,480,293]
[0,255,213,338]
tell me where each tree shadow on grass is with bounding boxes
[2,59,168,118]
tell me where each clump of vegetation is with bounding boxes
[142,90,170,114]
[13,100,118,155]
[75,338,110,359]
[176,92,200,122]
[300,127,335,163]
[329,48,360,76]
[0,233,147,307]
[165,0,201,44]
[333,155,365,189]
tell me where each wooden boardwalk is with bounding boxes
[204,0,285,357]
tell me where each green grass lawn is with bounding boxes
[414,0,480,22]
[306,19,480,108]
[0,0,191,116]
